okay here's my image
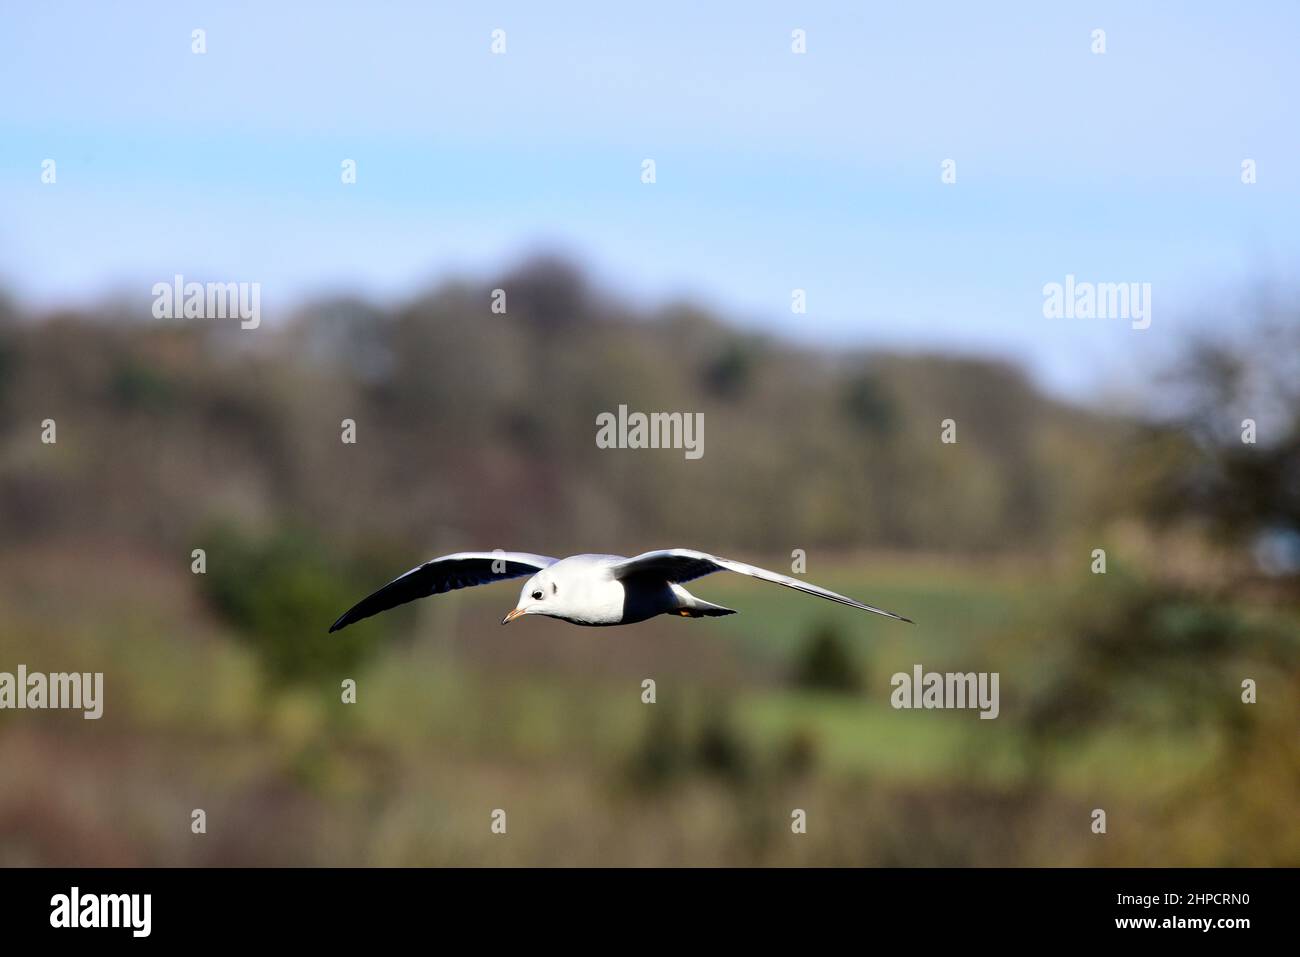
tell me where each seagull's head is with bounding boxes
[502,573,558,625]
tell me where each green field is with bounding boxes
[6,546,1292,866]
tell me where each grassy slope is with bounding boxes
[1,547,1292,865]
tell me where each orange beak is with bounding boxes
[501,607,526,625]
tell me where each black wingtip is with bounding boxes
[327,615,350,634]
[901,616,915,625]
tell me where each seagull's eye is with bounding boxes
[531,590,543,601]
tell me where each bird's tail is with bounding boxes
[670,585,737,618]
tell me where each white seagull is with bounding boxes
[328,549,913,632]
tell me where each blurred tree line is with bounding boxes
[0,259,1296,627]
[0,257,1143,561]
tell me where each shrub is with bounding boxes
[201,524,389,689]
[791,622,862,694]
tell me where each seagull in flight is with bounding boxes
[328,549,913,632]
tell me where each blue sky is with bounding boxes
[2,1,1297,398]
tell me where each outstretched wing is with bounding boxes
[328,551,558,633]
[610,548,913,624]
